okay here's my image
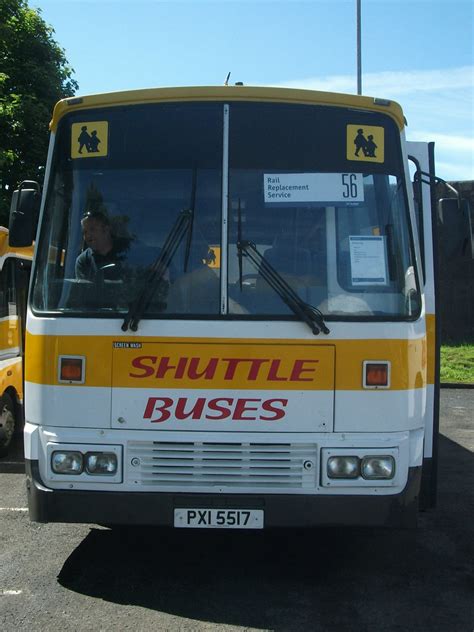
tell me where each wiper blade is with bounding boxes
[122,209,192,332]
[183,167,197,273]
[237,240,330,336]
[237,198,243,291]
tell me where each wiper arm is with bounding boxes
[122,209,192,332]
[183,167,197,273]
[237,240,330,336]
[237,198,243,291]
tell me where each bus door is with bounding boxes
[407,141,438,509]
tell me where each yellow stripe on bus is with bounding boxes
[426,314,436,385]
[25,332,428,391]
[0,318,20,354]
[0,357,23,400]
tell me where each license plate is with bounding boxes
[174,508,264,529]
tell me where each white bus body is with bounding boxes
[14,87,440,528]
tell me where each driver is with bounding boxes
[75,210,125,281]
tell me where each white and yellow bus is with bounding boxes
[9,86,458,527]
[0,228,32,457]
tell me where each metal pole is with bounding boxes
[356,0,362,95]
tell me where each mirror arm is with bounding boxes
[414,169,460,204]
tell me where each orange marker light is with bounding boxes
[364,362,390,388]
[59,357,84,383]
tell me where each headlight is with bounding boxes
[85,452,118,475]
[327,455,360,479]
[361,456,395,480]
[51,451,83,475]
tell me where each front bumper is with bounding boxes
[26,459,421,528]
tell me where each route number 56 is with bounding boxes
[342,173,359,198]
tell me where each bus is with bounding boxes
[0,227,32,458]
[8,86,469,528]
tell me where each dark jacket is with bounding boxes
[75,246,124,281]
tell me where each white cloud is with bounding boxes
[265,66,474,181]
[408,132,474,153]
[433,161,474,182]
[269,66,474,98]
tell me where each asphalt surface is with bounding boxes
[0,389,473,632]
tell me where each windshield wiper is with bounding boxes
[237,240,330,336]
[183,167,197,273]
[122,208,192,331]
[237,198,244,291]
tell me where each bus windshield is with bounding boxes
[32,101,421,321]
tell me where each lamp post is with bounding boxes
[356,0,362,95]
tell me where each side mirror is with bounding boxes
[438,197,474,261]
[8,180,41,247]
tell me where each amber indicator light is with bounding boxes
[60,357,83,382]
[365,362,389,387]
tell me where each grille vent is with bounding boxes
[126,441,318,491]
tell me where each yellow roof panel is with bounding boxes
[50,85,405,132]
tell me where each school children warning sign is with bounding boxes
[347,124,384,164]
[71,121,108,159]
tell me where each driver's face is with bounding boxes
[82,217,112,254]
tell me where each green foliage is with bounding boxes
[84,183,109,216]
[440,344,474,384]
[0,0,78,224]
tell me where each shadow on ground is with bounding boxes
[57,435,474,631]
[0,433,24,473]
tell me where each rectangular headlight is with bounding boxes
[85,452,118,475]
[327,455,360,479]
[361,456,395,480]
[51,451,83,475]
[47,443,122,484]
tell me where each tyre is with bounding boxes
[0,393,16,458]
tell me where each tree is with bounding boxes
[0,0,78,224]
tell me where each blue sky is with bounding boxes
[34,0,473,181]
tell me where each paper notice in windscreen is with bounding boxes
[349,236,388,285]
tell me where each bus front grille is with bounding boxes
[126,441,318,491]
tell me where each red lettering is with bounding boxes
[175,397,206,420]
[267,359,288,381]
[247,358,270,380]
[143,397,173,423]
[187,357,219,380]
[131,355,318,384]
[260,398,288,421]
[290,359,319,381]
[222,358,253,380]
[232,398,260,420]
[175,357,188,379]
[155,357,178,379]
[222,358,270,381]
[205,398,234,420]
[130,356,158,378]
[142,396,288,424]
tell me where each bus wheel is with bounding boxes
[0,394,15,457]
